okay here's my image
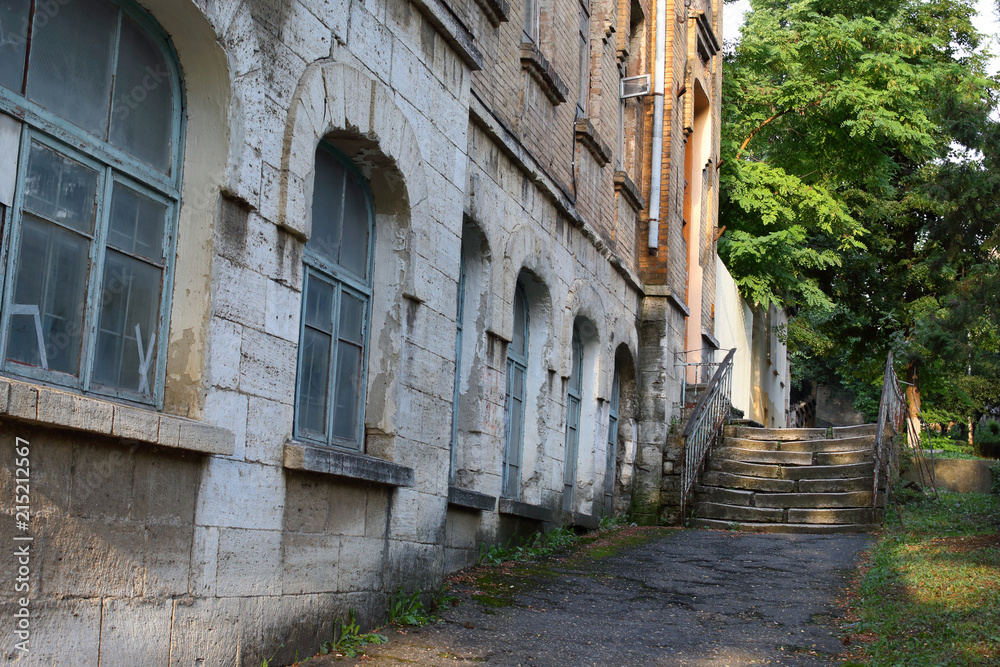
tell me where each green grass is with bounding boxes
[842,491,1000,666]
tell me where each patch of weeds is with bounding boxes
[318,610,387,659]
[388,588,436,626]
[840,492,1000,666]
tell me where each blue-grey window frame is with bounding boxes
[502,282,529,500]
[562,324,583,511]
[449,245,467,482]
[293,143,376,451]
[0,0,185,408]
[604,363,620,515]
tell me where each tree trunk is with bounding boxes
[968,417,974,447]
[906,360,922,449]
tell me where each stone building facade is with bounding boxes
[0,0,723,663]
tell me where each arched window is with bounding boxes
[503,282,529,499]
[0,0,184,404]
[604,364,620,515]
[563,324,584,511]
[295,143,374,449]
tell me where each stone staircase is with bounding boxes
[690,424,885,533]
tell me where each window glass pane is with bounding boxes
[108,182,166,263]
[298,327,331,437]
[304,274,333,333]
[26,0,118,137]
[339,171,369,278]
[308,147,345,263]
[7,214,89,375]
[110,14,173,172]
[92,250,162,394]
[331,342,361,441]
[338,292,364,345]
[0,0,29,93]
[23,142,98,234]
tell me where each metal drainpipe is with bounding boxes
[646,0,667,249]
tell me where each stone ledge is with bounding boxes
[283,442,415,487]
[519,43,568,105]
[473,0,510,26]
[614,170,646,211]
[409,0,484,71]
[644,285,691,316]
[498,498,554,522]
[0,376,234,456]
[448,485,497,511]
[563,510,600,530]
[574,119,612,167]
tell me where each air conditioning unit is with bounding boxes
[620,74,651,99]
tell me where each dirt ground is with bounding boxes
[297,527,872,667]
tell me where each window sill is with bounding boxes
[614,170,646,211]
[283,442,415,487]
[519,43,568,105]
[574,119,612,167]
[448,485,497,511]
[0,377,234,456]
[473,0,510,26]
[498,497,554,522]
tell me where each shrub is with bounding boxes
[973,420,1000,459]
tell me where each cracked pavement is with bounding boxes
[303,528,871,667]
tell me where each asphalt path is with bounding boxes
[305,528,872,667]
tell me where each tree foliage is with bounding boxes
[721,0,1000,421]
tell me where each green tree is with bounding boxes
[721,0,1000,424]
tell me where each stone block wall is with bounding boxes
[0,0,727,662]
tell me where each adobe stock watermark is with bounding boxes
[10,437,32,655]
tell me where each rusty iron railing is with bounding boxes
[679,348,736,520]
[872,352,908,521]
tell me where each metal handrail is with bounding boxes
[679,348,736,519]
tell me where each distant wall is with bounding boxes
[816,385,866,427]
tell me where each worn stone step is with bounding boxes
[691,518,878,534]
[754,491,873,509]
[709,459,872,480]
[701,471,797,493]
[813,450,873,466]
[798,477,873,493]
[692,485,755,507]
[723,436,874,454]
[729,426,832,441]
[833,424,878,438]
[693,502,784,523]
[711,447,814,466]
[787,507,883,524]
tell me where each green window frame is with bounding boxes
[294,143,375,450]
[0,0,184,407]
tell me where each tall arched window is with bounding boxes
[604,364,620,515]
[0,0,184,405]
[563,325,584,511]
[295,143,374,450]
[503,282,529,499]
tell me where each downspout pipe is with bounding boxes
[646,0,667,249]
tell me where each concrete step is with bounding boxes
[723,435,874,454]
[692,485,755,507]
[813,450,873,466]
[727,426,832,441]
[690,518,878,534]
[725,424,879,442]
[798,477,873,493]
[711,447,814,466]
[787,507,883,524]
[701,471,797,493]
[754,491,873,509]
[708,459,873,480]
[694,502,784,523]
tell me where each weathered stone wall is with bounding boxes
[0,0,671,663]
